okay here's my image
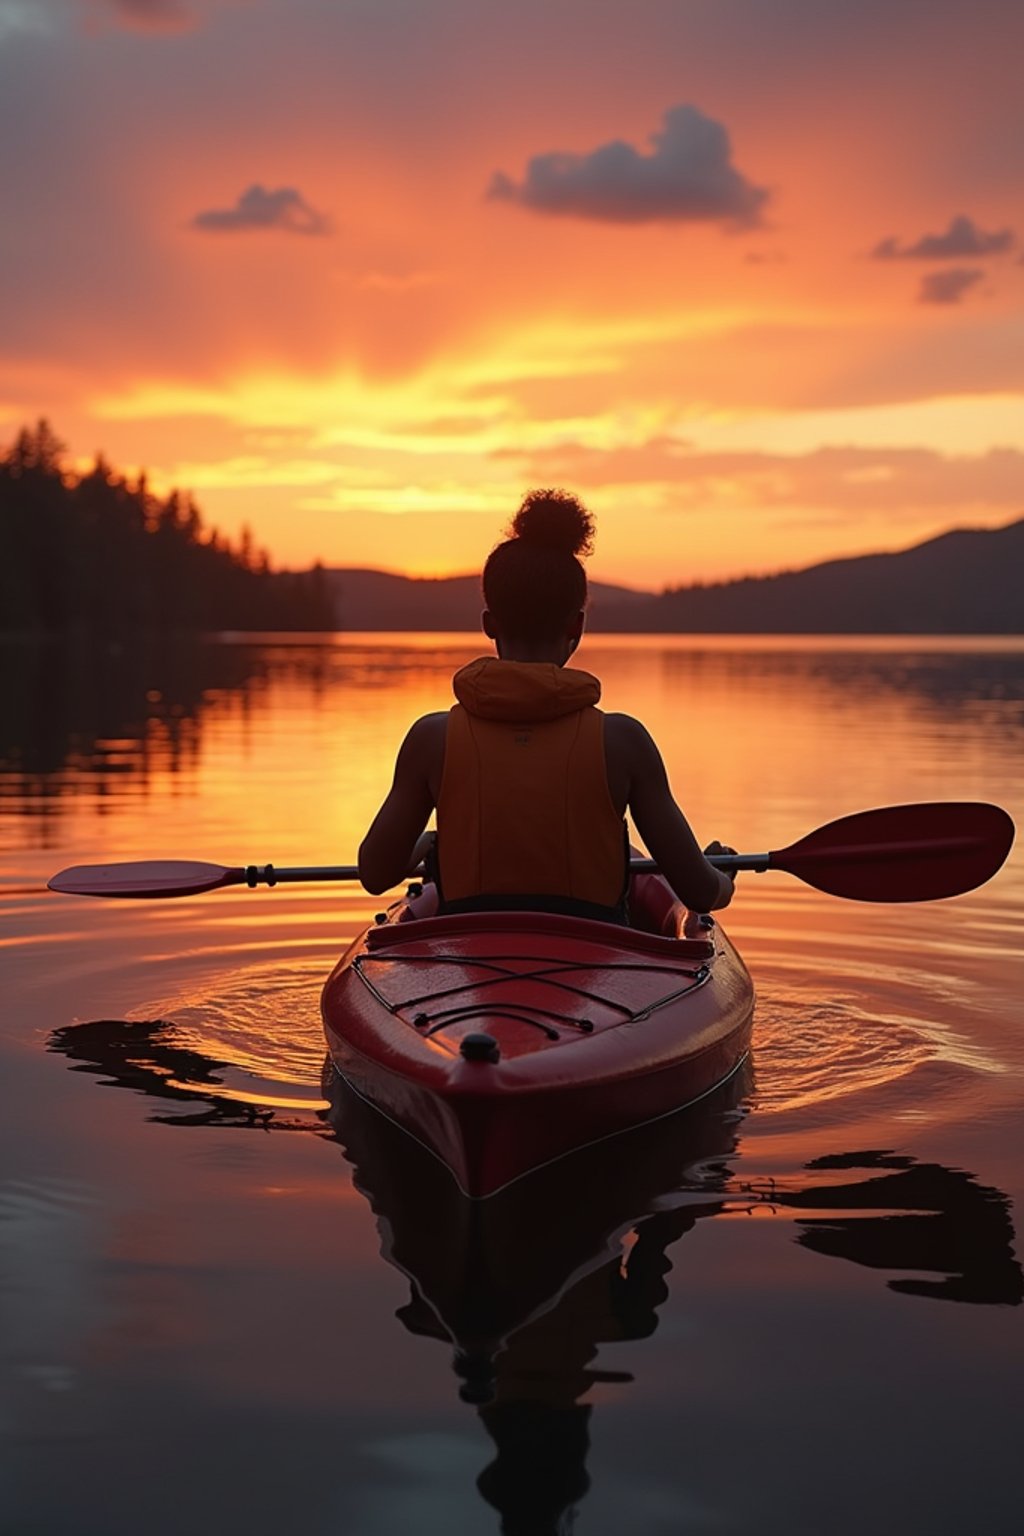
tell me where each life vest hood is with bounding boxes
[453,657,601,721]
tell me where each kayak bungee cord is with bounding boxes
[353,949,712,1040]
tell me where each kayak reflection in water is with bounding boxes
[329,1067,749,1536]
[327,1065,1022,1534]
[357,489,738,922]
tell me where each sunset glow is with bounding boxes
[3,0,1022,585]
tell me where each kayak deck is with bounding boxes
[322,877,754,1196]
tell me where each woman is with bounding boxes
[359,489,735,918]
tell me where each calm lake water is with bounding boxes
[2,633,1023,1536]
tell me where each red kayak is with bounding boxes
[321,873,754,1197]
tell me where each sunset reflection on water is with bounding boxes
[2,633,1023,1535]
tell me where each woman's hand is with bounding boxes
[704,840,738,883]
[408,830,437,877]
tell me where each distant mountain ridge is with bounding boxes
[324,518,1024,633]
[323,570,651,631]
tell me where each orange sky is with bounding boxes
[2,0,1023,586]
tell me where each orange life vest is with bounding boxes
[436,657,628,918]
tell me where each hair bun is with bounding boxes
[510,489,594,558]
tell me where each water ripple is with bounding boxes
[750,996,935,1114]
[142,958,330,1094]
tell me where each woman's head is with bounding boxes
[482,489,595,655]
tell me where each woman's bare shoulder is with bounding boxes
[401,712,448,798]
[406,710,449,741]
[601,713,665,812]
[402,711,448,763]
[603,712,658,755]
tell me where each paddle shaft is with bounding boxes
[233,854,752,888]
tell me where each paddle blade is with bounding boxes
[48,860,242,898]
[771,802,1015,902]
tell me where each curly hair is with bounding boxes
[483,490,595,642]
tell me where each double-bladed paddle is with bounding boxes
[47,802,1014,904]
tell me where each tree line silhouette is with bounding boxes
[0,420,335,633]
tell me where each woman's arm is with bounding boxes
[617,717,735,911]
[357,715,443,894]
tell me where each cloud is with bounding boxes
[487,104,768,227]
[872,214,1014,261]
[917,267,984,305]
[191,184,331,236]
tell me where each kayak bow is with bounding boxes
[321,874,754,1197]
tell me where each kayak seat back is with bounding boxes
[393,875,701,947]
[628,871,688,938]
